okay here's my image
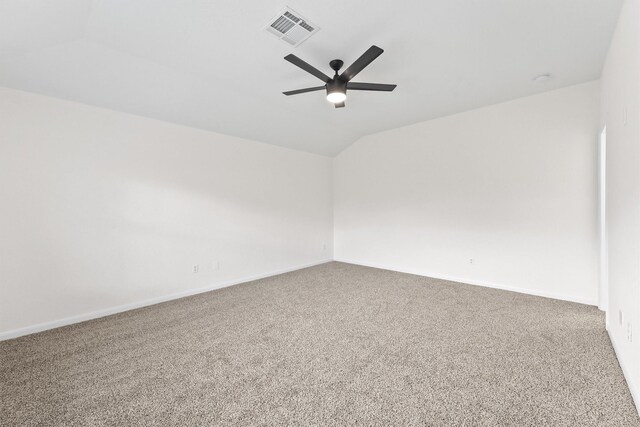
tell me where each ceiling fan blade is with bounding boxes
[283,86,326,96]
[334,102,345,108]
[339,45,384,82]
[347,82,397,91]
[284,54,331,83]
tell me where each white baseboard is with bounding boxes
[608,329,640,416]
[333,258,597,306]
[0,259,333,342]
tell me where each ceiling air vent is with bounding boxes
[265,7,319,47]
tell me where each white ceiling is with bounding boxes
[0,0,623,156]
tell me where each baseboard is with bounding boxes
[608,329,640,416]
[0,259,333,342]
[334,258,597,306]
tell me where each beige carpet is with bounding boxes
[1,262,638,426]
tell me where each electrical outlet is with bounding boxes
[628,323,633,342]
[469,259,474,264]
[212,261,220,271]
[192,264,199,274]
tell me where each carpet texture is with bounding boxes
[1,262,638,426]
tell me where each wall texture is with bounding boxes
[334,81,600,305]
[0,87,333,337]
[600,0,640,410]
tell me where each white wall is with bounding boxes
[601,0,640,410]
[334,82,600,305]
[0,87,333,338]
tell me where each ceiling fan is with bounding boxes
[282,45,397,108]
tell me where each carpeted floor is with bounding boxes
[1,262,638,426]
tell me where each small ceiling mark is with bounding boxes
[533,74,553,83]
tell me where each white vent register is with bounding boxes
[265,8,319,47]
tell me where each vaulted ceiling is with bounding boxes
[0,0,623,155]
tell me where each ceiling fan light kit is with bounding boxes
[282,45,397,109]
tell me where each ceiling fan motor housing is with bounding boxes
[326,78,347,97]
